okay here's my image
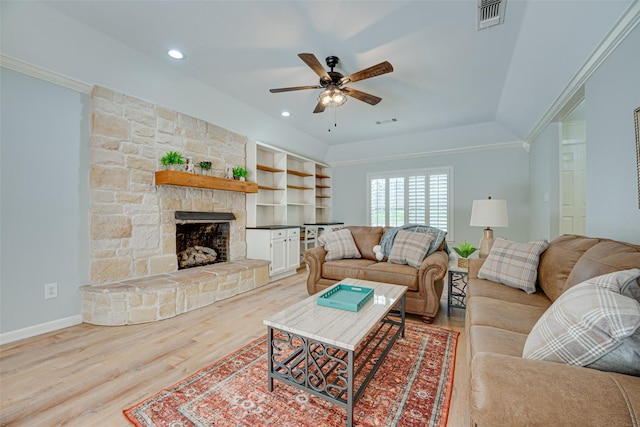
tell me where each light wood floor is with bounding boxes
[0,272,468,426]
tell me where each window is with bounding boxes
[367,167,453,237]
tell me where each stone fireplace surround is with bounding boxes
[81,86,269,325]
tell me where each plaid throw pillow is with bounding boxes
[523,269,640,373]
[318,229,362,261]
[388,230,436,268]
[478,238,549,293]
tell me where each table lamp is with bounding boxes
[470,196,509,258]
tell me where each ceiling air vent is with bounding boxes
[375,118,398,125]
[477,0,506,30]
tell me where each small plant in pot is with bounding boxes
[199,161,212,176]
[160,151,186,171]
[452,241,477,268]
[233,166,249,181]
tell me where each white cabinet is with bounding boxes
[286,228,300,271]
[246,227,300,281]
[270,233,287,276]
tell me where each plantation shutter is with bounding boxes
[367,167,453,238]
[428,172,448,230]
[370,178,386,226]
[407,175,426,224]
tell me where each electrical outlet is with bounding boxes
[44,283,58,299]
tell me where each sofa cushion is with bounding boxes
[347,226,384,261]
[538,234,601,302]
[318,228,361,261]
[478,238,549,294]
[361,262,419,291]
[387,230,435,268]
[468,277,552,309]
[467,296,548,334]
[564,239,640,293]
[523,269,640,375]
[321,259,376,281]
[469,325,529,359]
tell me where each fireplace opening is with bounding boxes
[176,222,229,269]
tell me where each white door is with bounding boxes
[287,235,300,270]
[560,142,586,235]
[270,237,287,275]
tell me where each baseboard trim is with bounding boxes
[0,315,83,345]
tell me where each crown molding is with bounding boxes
[0,55,92,94]
[329,141,526,167]
[527,1,640,144]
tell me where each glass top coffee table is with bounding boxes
[263,278,407,427]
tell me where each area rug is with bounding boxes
[124,322,459,427]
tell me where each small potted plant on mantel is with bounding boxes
[198,161,212,176]
[160,151,186,171]
[452,241,478,269]
[233,166,249,181]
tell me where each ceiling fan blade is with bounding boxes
[340,61,393,85]
[269,85,322,93]
[298,53,331,81]
[313,100,326,114]
[342,87,382,105]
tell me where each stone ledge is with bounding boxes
[81,259,269,326]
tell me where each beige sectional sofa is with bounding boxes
[304,226,449,322]
[466,234,640,426]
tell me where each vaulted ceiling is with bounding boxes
[2,1,636,160]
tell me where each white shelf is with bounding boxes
[246,141,332,227]
[257,203,286,207]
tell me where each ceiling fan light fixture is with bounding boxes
[318,85,347,108]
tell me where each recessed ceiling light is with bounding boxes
[281,111,291,117]
[167,49,186,60]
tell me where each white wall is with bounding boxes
[0,68,90,334]
[528,123,561,241]
[0,1,328,161]
[584,24,640,243]
[331,146,531,248]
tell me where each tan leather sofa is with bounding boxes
[304,226,449,322]
[466,234,640,426]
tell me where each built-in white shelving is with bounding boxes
[246,141,332,228]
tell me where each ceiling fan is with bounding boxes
[269,53,393,114]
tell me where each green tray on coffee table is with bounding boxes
[317,284,374,312]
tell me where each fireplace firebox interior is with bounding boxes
[176,222,229,269]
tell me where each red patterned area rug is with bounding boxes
[124,322,459,427]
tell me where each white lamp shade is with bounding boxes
[470,199,509,228]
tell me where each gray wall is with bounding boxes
[331,146,531,248]
[584,24,640,242]
[0,68,90,333]
[528,123,561,241]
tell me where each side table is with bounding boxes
[447,263,468,316]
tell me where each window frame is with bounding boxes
[366,167,454,241]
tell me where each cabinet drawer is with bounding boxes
[287,228,300,238]
[270,229,287,239]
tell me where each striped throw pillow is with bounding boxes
[478,238,549,293]
[388,230,436,268]
[318,229,362,261]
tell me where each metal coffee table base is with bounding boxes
[267,297,405,427]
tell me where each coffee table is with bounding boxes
[263,278,407,426]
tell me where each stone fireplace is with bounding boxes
[82,86,269,326]
[88,86,249,284]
